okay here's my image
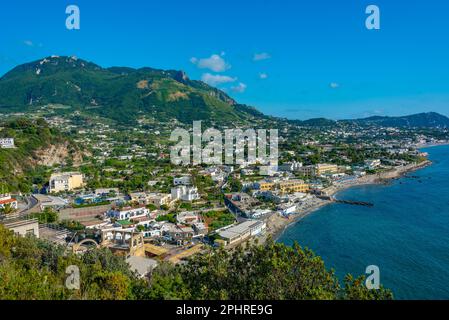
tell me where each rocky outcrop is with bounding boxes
[33,141,85,167]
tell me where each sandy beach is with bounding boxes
[259,160,433,244]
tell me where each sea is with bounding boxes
[278,145,449,299]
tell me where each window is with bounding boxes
[26,229,35,236]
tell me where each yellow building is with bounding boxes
[49,172,84,193]
[316,164,339,175]
[147,193,172,206]
[257,181,276,191]
[256,179,310,194]
[279,180,310,194]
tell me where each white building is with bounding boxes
[176,211,200,225]
[174,176,192,186]
[192,222,208,236]
[278,203,297,217]
[278,161,303,172]
[0,138,15,149]
[33,194,68,211]
[0,194,18,210]
[217,220,266,246]
[353,170,366,177]
[49,172,84,193]
[241,169,255,176]
[259,165,278,176]
[248,209,271,219]
[2,218,39,238]
[107,206,149,220]
[171,186,200,202]
[365,159,381,170]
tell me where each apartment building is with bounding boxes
[217,220,266,247]
[173,176,192,186]
[316,164,339,175]
[298,165,316,177]
[1,218,39,237]
[49,172,84,193]
[224,193,259,218]
[279,180,310,194]
[255,180,276,192]
[107,206,149,220]
[129,192,148,205]
[364,159,381,170]
[147,193,172,207]
[171,186,200,202]
[278,161,303,172]
[255,179,310,194]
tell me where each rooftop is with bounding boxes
[0,198,17,205]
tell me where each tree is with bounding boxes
[0,226,16,258]
[147,239,394,300]
[179,202,193,211]
[343,275,393,300]
[226,177,242,193]
[36,207,59,223]
[0,224,394,301]
[146,204,157,211]
[0,203,16,215]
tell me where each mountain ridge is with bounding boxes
[287,112,449,128]
[345,112,449,128]
[0,56,448,128]
[0,56,255,125]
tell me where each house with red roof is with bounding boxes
[0,194,18,210]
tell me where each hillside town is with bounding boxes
[1,112,448,277]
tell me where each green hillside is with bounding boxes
[0,118,76,193]
[0,56,263,125]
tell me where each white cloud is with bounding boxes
[253,52,271,61]
[201,73,237,86]
[231,82,247,93]
[23,40,43,48]
[259,73,268,79]
[191,54,230,72]
[329,82,340,89]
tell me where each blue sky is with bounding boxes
[1,0,448,119]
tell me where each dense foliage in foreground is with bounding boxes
[0,225,392,300]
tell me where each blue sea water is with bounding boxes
[278,145,449,299]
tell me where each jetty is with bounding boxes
[317,195,374,207]
[333,199,374,207]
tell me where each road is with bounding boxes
[18,195,39,214]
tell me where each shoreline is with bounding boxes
[416,142,449,149]
[260,159,433,244]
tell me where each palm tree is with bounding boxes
[0,203,16,215]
